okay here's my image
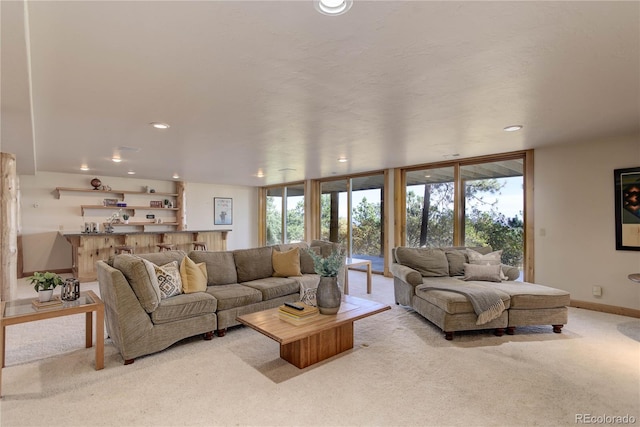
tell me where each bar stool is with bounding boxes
[115,246,134,255]
[157,243,176,252]
[193,242,208,251]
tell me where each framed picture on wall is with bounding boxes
[614,167,640,251]
[214,197,233,225]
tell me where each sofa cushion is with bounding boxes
[150,292,217,325]
[276,242,318,274]
[234,247,274,282]
[272,247,302,277]
[188,251,238,285]
[137,250,187,266]
[463,263,502,282]
[151,260,183,299]
[395,247,449,277]
[242,277,301,301]
[415,277,511,314]
[180,256,208,293]
[486,282,571,309]
[206,284,262,310]
[444,249,467,276]
[113,254,162,313]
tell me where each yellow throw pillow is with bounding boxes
[272,247,302,277]
[180,256,208,293]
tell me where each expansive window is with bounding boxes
[461,160,524,271]
[320,173,385,273]
[265,183,305,245]
[403,154,527,278]
[405,166,455,247]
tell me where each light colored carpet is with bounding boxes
[1,273,639,427]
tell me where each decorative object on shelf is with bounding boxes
[116,202,127,207]
[150,201,163,208]
[150,189,156,193]
[164,199,172,208]
[146,214,155,219]
[61,278,80,301]
[103,198,118,206]
[91,178,102,190]
[614,166,640,251]
[214,197,233,225]
[28,271,64,302]
[105,209,122,233]
[101,185,112,191]
[122,213,130,224]
[307,249,345,314]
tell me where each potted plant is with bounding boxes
[28,271,64,302]
[307,249,345,314]
[122,213,130,224]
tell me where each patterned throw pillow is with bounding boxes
[466,249,507,280]
[153,261,183,299]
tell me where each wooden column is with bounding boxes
[1,153,18,301]
[176,181,186,231]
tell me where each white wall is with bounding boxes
[535,135,640,310]
[18,172,257,272]
[183,181,258,250]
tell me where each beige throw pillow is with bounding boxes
[466,248,507,280]
[180,256,208,293]
[463,263,502,282]
[272,247,302,277]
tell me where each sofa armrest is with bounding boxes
[501,265,520,281]
[390,263,423,286]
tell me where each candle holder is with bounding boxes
[61,278,80,301]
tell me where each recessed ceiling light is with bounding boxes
[338,157,348,163]
[254,169,265,178]
[112,157,122,163]
[424,174,431,178]
[80,165,89,171]
[127,171,136,175]
[314,0,353,16]
[172,173,180,179]
[503,125,523,132]
[150,122,170,129]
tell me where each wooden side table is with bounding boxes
[0,290,104,398]
[344,258,372,295]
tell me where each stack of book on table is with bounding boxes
[32,296,63,310]
[278,302,319,323]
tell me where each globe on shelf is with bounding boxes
[91,178,102,190]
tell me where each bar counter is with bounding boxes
[62,229,231,282]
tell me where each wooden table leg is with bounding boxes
[343,268,349,295]
[85,311,93,349]
[95,307,104,370]
[366,262,372,294]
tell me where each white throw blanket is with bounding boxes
[421,282,505,325]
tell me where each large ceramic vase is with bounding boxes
[316,276,341,315]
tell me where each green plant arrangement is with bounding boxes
[307,249,344,277]
[28,271,64,292]
[121,213,130,220]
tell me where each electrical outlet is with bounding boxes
[592,286,602,297]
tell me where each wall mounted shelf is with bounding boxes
[55,187,178,199]
[81,205,179,216]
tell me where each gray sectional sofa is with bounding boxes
[96,240,341,364]
[391,246,570,340]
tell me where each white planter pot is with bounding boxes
[38,289,54,302]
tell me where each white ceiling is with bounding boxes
[2,1,639,187]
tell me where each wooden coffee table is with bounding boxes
[237,295,390,368]
[0,290,104,398]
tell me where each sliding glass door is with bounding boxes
[265,183,305,245]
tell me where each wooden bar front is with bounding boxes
[62,230,230,282]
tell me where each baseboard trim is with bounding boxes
[570,299,640,319]
[22,268,73,279]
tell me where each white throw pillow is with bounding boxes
[466,249,507,280]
